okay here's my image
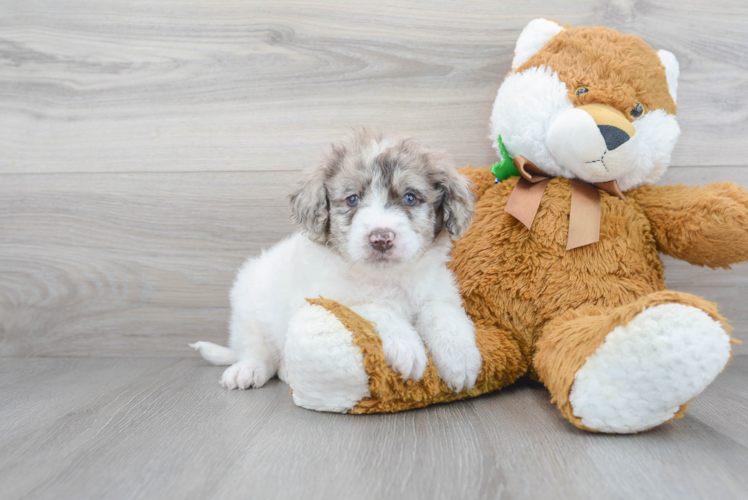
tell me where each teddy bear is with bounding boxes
[282,19,748,433]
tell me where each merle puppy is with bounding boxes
[192,129,482,393]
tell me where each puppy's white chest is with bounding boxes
[351,280,414,308]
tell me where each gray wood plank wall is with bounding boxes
[1,0,747,357]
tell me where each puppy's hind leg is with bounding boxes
[221,311,279,390]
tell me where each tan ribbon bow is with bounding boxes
[504,156,626,250]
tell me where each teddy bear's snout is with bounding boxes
[579,103,636,147]
[545,102,641,182]
[576,103,636,140]
[598,125,631,151]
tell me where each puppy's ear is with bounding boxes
[434,156,475,240]
[289,147,338,243]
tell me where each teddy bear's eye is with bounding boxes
[630,103,645,119]
[575,87,589,97]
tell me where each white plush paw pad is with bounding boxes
[569,304,731,433]
[382,336,428,382]
[221,360,272,390]
[284,303,370,413]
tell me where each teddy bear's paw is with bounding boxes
[569,303,731,433]
[220,359,273,390]
[430,339,482,392]
[382,335,429,382]
[285,302,370,412]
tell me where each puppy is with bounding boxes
[191,129,482,392]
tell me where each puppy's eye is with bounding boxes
[630,102,645,119]
[575,86,589,97]
[403,193,418,206]
[345,194,359,207]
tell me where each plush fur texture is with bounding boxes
[288,167,747,429]
[491,21,681,191]
[511,18,564,70]
[291,298,523,414]
[534,290,732,433]
[568,303,731,433]
[657,50,679,104]
[283,21,748,434]
[193,130,482,393]
[629,182,748,268]
[285,301,371,412]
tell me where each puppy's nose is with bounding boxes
[369,229,395,252]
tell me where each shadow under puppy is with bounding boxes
[192,129,481,392]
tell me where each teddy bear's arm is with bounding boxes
[458,165,495,199]
[628,182,748,268]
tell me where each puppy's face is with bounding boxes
[290,130,475,266]
[328,144,447,264]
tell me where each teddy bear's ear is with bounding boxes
[657,50,679,104]
[511,18,564,70]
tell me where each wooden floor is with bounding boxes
[1,356,747,500]
[3,1,748,499]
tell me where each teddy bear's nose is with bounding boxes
[598,124,631,151]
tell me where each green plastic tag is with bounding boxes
[490,135,520,182]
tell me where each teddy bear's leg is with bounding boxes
[285,298,526,414]
[533,291,734,433]
[284,300,372,413]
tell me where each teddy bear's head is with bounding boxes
[490,19,680,191]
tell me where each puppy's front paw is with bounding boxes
[431,338,482,393]
[382,336,428,382]
[221,360,272,390]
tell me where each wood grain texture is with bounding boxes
[0,171,296,356]
[1,167,746,357]
[1,0,747,174]
[2,3,747,498]
[0,357,746,500]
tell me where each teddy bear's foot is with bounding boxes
[285,301,371,412]
[569,303,731,433]
[534,291,733,433]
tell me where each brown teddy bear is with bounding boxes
[283,19,748,433]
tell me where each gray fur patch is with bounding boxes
[289,128,475,254]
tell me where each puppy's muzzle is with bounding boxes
[369,228,395,252]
